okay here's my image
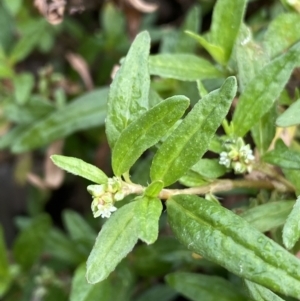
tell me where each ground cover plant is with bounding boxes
[1,0,300,300]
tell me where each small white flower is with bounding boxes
[93,203,117,218]
[219,152,231,168]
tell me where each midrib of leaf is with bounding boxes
[157,99,221,180]
[170,199,300,282]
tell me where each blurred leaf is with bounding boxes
[45,228,85,266]
[167,195,300,298]
[134,284,177,301]
[244,279,285,301]
[210,0,247,64]
[135,196,162,245]
[149,54,223,81]
[0,226,12,297]
[11,87,108,152]
[0,3,14,52]
[282,196,300,250]
[262,139,300,169]
[3,95,55,124]
[106,31,150,149]
[190,158,227,179]
[13,72,35,105]
[112,95,189,175]
[240,201,294,232]
[166,272,248,301]
[185,31,226,65]
[150,77,237,186]
[283,168,300,194]
[13,214,51,270]
[3,0,22,16]
[0,125,27,150]
[276,98,300,127]
[233,41,300,137]
[51,155,108,184]
[160,5,200,53]
[264,13,300,58]
[9,19,47,64]
[251,104,277,155]
[0,47,13,78]
[62,209,97,242]
[86,201,139,284]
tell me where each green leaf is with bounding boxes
[86,201,139,283]
[240,201,294,233]
[112,95,189,175]
[282,197,300,250]
[251,104,277,155]
[179,170,208,188]
[283,168,300,195]
[185,31,226,65]
[13,214,51,270]
[106,31,150,149]
[149,54,223,81]
[167,195,300,298]
[264,13,300,58]
[276,98,300,127]
[0,126,27,150]
[244,280,285,301]
[3,95,55,124]
[0,226,12,297]
[262,139,300,169]
[11,87,108,152]
[144,180,164,198]
[62,209,97,241]
[233,41,300,137]
[9,20,47,64]
[135,196,162,245]
[134,284,177,301]
[166,272,248,301]
[70,264,111,301]
[150,76,237,186]
[210,0,247,64]
[13,72,35,105]
[190,158,227,179]
[51,155,108,184]
[236,25,269,92]
[45,228,85,266]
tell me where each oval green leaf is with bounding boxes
[51,155,108,184]
[149,54,223,81]
[86,201,139,284]
[167,195,300,298]
[106,31,151,149]
[276,98,300,127]
[12,88,108,153]
[166,272,248,301]
[262,139,300,170]
[244,280,285,301]
[210,0,247,64]
[135,196,162,245]
[282,196,300,250]
[233,41,300,137]
[112,95,189,176]
[240,201,294,233]
[150,76,237,187]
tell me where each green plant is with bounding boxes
[49,0,300,298]
[2,0,300,300]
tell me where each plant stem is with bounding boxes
[124,178,294,200]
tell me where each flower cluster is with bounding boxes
[219,137,255,174]
[87,177,124,218]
